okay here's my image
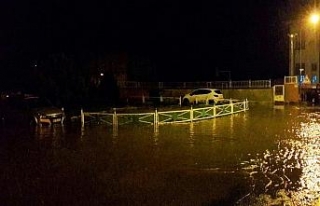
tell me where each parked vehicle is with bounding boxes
[0,93,65,126]
[182,88,224,105]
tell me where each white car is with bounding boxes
[182,88,224,105]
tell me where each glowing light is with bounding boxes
[310,13,320,25]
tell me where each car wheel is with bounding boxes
[182,99,190,106]
[209,99,215,105]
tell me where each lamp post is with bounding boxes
[310,11,320,83]
[289,33,297,76]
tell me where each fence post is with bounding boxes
[81,108,84,127]
[142,94,145,104]
[230,99,234,113]
[154,108,158,125]
[190,106,193,122]
[113,108,118,125]
[246,98,249,110]
[179,96,182,107]
[213,105,216,117]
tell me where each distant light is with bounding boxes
[100,73,104,77]
[310,13,320,25]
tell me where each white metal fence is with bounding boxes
[80,99,249,126]
[117,80,272,89]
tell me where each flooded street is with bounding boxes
[1,104,320,205]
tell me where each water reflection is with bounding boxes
[3,105,320,205]
[112,123,118,144]
[290,114,320,205]
[153,123,159,146]
[189,122,195,148]
[239,108,320,205]
[34,125,66,149]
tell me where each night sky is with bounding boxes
[0,0,289,83]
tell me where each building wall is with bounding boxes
[291,19,319,83]
[221,89,273,102]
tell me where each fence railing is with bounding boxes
[80,99,249,126]
[117,80,272,89]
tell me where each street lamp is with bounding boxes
[310,12,320,25]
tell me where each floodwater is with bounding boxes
[1,103,320,206]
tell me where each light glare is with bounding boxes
[310,13,320,25]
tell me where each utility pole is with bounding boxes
[288,33,297,76]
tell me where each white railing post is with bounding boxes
[113,108,118,125]
[81,108,84,127]
[190,106,193,122]
[246,98,249,110]
[142,94,145,104]
[230,99,234,113]
[179,96,182,107]
[154,108,158,124]
[243,99,247,111]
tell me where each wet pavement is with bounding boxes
[1,104,320,205]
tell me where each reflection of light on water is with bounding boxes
[290,119,320,205]
[153,124,159,146]
[230,115,234,137]
[34,125,65,148]
[211,118,217,144]
[189,122,194,148]
[81,126,84,140]
[113,123,118,144]
[240,112,320,205]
